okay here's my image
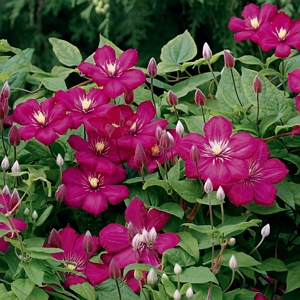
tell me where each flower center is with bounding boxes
[212,144,222,155]
[33,111,46,124]
[112,122,120,128]
[66,262,77,270]
[95,141,105,153]
[129,122,137,132]
[250,17,259,29]
[151,144,160,156]
[89,176,99,188]
[81,98,92,111]
[277,27,288,40]
[107,62,116,75]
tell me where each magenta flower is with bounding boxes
[258,11,300,58]
[100,197,180,289]
[62,165,129,216]
[228,3,277,45]
[55,87,112,130]
[178,116,257,187]
[46,224,109,288]
[0,186,27,252]
[68,133,122,174]
[13,97,72,146]
[288,69,300,94]
[223,139,288,206]
[78,45,146,99]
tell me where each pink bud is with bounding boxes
[134,143,147,169]
[0,96,8,120]
[124,89,134,105]
[48,228,62,248]
[1,81,10,100]
[155,126,163,141]
[167,131,174,148]
[195,89,206,106]
[190,145,200,163]
[186,287,194,299]
[216,186,225,201]
[11,160,20,173]
[229,254,238,270]
[253,75,263,93]
[174,263,182,275]
[173,289,181,300]
[10,188,20,210]
[83,230,94,253]
[147,268,158,285]
[160,130,171,149]
[128,221,138,240]
[8,125,21,146]
[147,57,157,78]
[261,224,270,238]
[1,156,9,170]
[55,184,66,202]
[224,50,235,69]
[204,178,213,193]
[176,120,184,136]
[56,154,64,167]
[109,258,121,279]
[202,42,212,60]
[168,90,178,106]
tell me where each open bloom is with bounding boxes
[46,224,109,288]
[178,116,257,187]
[258,11,300,58]
[223,139,288,206]
[78,45,146,99]
[228,3,277,45]
[13,97,72,146]
[62,165,129,216]
[100,197,180,290]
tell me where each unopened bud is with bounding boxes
[124,89,134,105]
[186,287,194,298]
[216,186,225,201]
[56,154,64,167]
[160,130,171,149]
[147,57,157,78]
[24,207,29,216]
[190,144,200,163]
[174,263,182,275]
[148,227,157,243]
[8,125,21,146]
[155,126,163,141]
[83,230,94,253]
[134,269,143,281]
[202,42,212,60]
[32,210,38,220]
[128,221,138,240]
[11,160,20,173]
[228,238,236,246]
[1,81,10,100]
[167,131,174,148]
[162,273,168,280]
[147,268,158,285]
[204,178,213,193]
[134,143,147,169]
[229,254,238,270]
[195,89,206,106]
[253,75,263,93]
[176,120,184,136]
[174,289,181,300]
[1,156,9,170]
[48,228,62,248]
[55,184,66,202]
[109,258,121,280]
[224,50,235,69]
[261,224,270,238]
[168,90,178,106]
[10,188,20,210]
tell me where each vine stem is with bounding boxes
[230,69,243,107]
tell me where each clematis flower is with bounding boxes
[228,3,277,45]
[62,165,129,216]
[55,87,113,131]
[45,224,109,288]
[178,116,257,187]
[13,97,72,146]
[223,139,288,206]
[0,186,27,252]
[78,45,146,99]
[258,11,300,58]
[288,69,300,112]
[99,197,180,290]
[68,133,122,174]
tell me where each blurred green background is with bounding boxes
[0,0,299,71]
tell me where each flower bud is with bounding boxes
[1,81,10,100]
[194,89,206,106]
[167,131,174,148]
[134,143,147,169]
[228,238,236,246]
[83,230,94,253]
[160,130,172,149]
[0,97,8,120]
[2,185,10,196]
[204,178,213,194]
[253,75,263,93]
[216,186,225,201]
[32,210,38,220]
[124,89,134,105]
[261,224,270,238]
[174,263,182,275]
[147,268,158,285]
[1,156,9,170]
[190,144,200,163]
[147,57,157,78]
[167,90,178,106]
[224,50,235,69]
[202,42,212,60]
[109,258,121,279]
[56,153,64,167]
[11,160,20,173]
[134,269,143,281]
[186,287,194,298]
[128,221,138,240]
[48,228,62,248]
[24,207,29,216]
[176,120,184,136]
[162,273,168,280]
[10,188,20,210]
[229,254,238,270]
[155,126,163,141]
[174,289,181,300]
[132,233,141,250]
[55,184,66,202]
[8,125,21,146]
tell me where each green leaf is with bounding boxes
[259,113,283,136]
[160,30,197,63]
[40,77,67,92]
[143,178,172,194]
[98,34,123,57]
[157,61,183,73]
[35,205,53,226]
[236,55,264,67]
[158,202,184,219]
[169,266,218,284]
[26,247,63,254]
[282,153,300,175]
[0,39,31,65]
[29,287,49,300]
[286,265,300,293]
[276,179,296,208]
[178,231,199,262]
[181,116,204,134]
[162,247,196,267]
[257,258,288,272]
[168,178,201,203]
[11,278,35,300]
[70,282,97,300]
[49,38,82,67]
[20,260,44,286]
[275,115,300,134]
[245,201,285,214]
[221,250,261,268]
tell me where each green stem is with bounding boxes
[230,69,243,107]
[208,192,215,270]
[224,270,235,292]
[173,106,179,121]
[249,236,265,255]
[207,60,219,86]
[115,279,122,300]
[256,93,260,128]
[281,58,286,96]
[141,167,152,206]
[201,106,206,123]
[1,127,8,156]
